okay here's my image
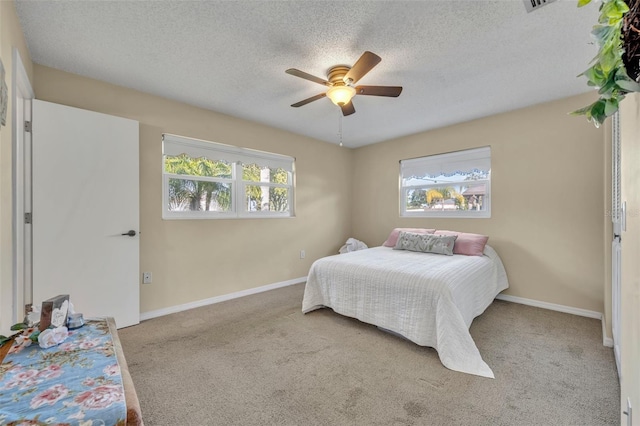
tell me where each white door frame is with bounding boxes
[12,48,34,324]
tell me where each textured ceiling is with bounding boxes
[15,0,600,148]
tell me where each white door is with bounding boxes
[32,100,140,328]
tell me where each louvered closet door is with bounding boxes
[611,111,621,380]
[31,100,140,328]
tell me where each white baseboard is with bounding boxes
[140,283,615,348]
[495,294,611,347]
[140,276,306,321]
[602,319,614,348]
[495,294,601,318]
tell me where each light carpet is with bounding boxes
[119,283,619,425]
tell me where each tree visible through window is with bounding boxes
[400,147,491,218]
[242,164,290,213]
[165,155,232,212]
[162,134,295,219]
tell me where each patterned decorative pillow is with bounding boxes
[382,228,436,247]
[393,232,457,255]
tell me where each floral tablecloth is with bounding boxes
[0,319,127,426]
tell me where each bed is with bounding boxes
[301,243,509,378]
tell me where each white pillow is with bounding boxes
[393,231,457,256]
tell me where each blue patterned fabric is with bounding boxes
[0,319,126,426]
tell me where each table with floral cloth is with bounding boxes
[0,318,127,426]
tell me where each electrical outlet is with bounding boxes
[300,250,305,259]
[142,272,152,284]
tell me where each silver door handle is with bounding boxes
[121,230,136,237]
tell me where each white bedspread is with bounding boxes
[301,245,509,378]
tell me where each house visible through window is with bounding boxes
[162,134,295,219]
[400,146,491,218]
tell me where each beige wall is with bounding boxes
[3,6,613,335]
[351,92,606,313]
[33,65,353,315]
[619,92,639,425]
[7,59,612,326]
[0,0,33,335]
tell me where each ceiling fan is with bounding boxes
[286,51,402,116]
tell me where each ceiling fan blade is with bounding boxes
[341,101,355,116]
[344,51,382,84]
[291,93,327,107]
[355,85,403,97]
[286,68,331,86]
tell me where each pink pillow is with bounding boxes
[383,228,436,247]
[434,230,489,256]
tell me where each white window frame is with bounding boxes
[162,134,295,219]
[400,146,491,218]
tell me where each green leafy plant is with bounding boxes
[0,322,40,346]
[573,0,640,127]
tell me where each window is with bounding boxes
[162,134,295,219]
[400,146,491,218]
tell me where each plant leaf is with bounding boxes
[599,45,621,73]
[10,323,27,331]
[613,0,629,15]
[592,99,606,115]
[598,80,616,96]
[616,80,640,92]
[571,104,596,115]
[604,98,619,116]
[582,65,606,86]
[29,330,41,342]
[590,100,607,126]
[591,24,613,41]
[574,0,634,127]
[600,0,628,24]
[615,72,640,92]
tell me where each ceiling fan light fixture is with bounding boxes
[326,85,356,106]
[286,51,401,116]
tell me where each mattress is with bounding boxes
[302,245,509,378]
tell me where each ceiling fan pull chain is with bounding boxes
[338,112,343,147]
